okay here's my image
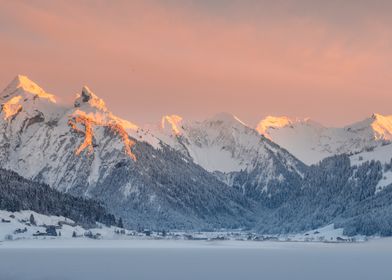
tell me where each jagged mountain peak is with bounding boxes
[0,75,60,121]
[1,74,56,103]
[148,111,304,175]
[253,113,392,165]
[0,76,139,162]
[71,85,138,131]
[81,86,94,102]
[346,113,392,141]
[68,86,139,160]
[154,112,247,139]
[74,85,107,112]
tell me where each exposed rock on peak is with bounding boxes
[81,86,93,102]
[69,86,138,160]
[74,86,107,112]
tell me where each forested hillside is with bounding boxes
[0,168,116,227]
[255,155,392,236]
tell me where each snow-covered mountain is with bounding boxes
[2,75,392,236]
[350,142,392,193]
[0,75,139,187]
[0,75,255,229]
[148,113,302,173]
[146,112,306,203]
[256,114,392,165]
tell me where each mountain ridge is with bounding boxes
[256,114,392,164]
[1,75,392,236]
[0,75,258,229]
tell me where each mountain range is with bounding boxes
[1,75,392,235]
[256,114,392,165]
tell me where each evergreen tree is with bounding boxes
[117,217,124,228]
[29,214,36,226]
[0,168,116,228]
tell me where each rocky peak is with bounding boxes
[74,86,107,112]
[1,75,56,103]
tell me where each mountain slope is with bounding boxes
[0,76,255,230]
[256,114,392,165]
[0,168,116,227]
[147,112,306,204]
[254,154,392,236]
[2,75,392,235]
[350,143,392,193]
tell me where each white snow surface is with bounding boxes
[0,236,391,280]
[0,75,161,190]
[256,114,392,165]
[5,75,295,196]
[1,75,392,197]
[146,112,302,174]
[376,170,392,193]
[0,210,126,241]
[349,142,392,193]
[1,209,362,244]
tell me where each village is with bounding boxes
[1,210,364,244]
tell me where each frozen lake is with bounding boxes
[0,239,391,280]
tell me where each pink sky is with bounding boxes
[1,0,392,126]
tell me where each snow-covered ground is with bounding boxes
[0,210,365,243]
[0,238,391,280]
[350,143,392,193]
[0,210,127,241]
[0,210,387,280]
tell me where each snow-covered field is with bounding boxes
[0,238,391,280]
[0,210,384,280]
[0,210,365,243]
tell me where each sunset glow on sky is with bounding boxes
[1,0,392,126]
